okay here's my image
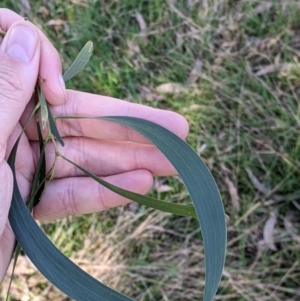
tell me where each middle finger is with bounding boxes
[30,137,177,178]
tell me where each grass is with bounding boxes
[1,0,300,300]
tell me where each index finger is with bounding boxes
[21,90,189,144]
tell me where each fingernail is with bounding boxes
[59,74,67,101]
[5,25,38,62]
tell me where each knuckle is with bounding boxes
[60,99,83,137]
[0,67,25,102]
[63,180,79,216]
[132,144,141,170]
[118,144,131,171]
[96,183,109,211]
[75,138,89,173]
[119,143,140,171]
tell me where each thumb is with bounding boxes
[0,21,40,277]
[0,20,40,159]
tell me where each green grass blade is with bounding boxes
[47,103,65,146]
[63,41,93,82]
[8,139,134,301]
[60,154,197,218]
[100,116,227,301]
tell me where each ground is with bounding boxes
[1,0,300,300]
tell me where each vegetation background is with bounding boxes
[1,0,300,300]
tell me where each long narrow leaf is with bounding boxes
[63,41,93,82]
[100,116,227,301]
[57,114,227,299]
[8,112,226,301]
[8,137,134,301]
[60,154,197,218]
[58,115,227,299]
[6,121,45,300]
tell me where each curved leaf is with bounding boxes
[8,115,226,301]
[100,116,227,301]
[8,138,134,301]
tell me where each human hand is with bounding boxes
[0,9,189,280]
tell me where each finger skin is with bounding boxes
[55,90,189,142]
[33,169,153,220]
[22,89,189,144]
[0,8,66,105]
[29,138,177,178]
[0,19,41,280]
[0,20,40,157]
[0,162,13,240]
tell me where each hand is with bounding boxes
[0,9,189,280]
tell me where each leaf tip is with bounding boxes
[88,41,93,52]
